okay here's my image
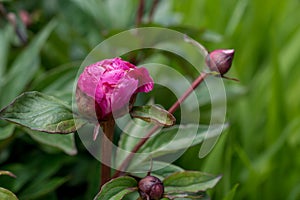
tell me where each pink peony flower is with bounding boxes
[205,49,235,75]
[76,58,154,122]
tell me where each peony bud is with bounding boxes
[19,10,32,27]
[138,175,164,200]
[76,58,154,122]
[205,49,235,75]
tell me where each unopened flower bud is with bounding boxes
[76,58,154,122]
[19,10,32,27]
[205,49,235,75]
[138,175,164,200]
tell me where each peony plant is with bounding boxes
[0,47,236,199]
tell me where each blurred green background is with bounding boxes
[1,0,300,199]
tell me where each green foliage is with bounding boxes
[0,170,17,199]
[131,105,176,127]
[222,184,239,200]
[26,130,77,155]
[0,20,57,108]
[96,171,220,200]
[0,124,14,140]
[163,171,221,193]
[0,0,299,199]
[130,161,184,180]
[116,122,227,171]
[94,176,137,200]
[0,91,86,133]
[0,187,18,200]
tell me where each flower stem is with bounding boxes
[167,72,208,113]
[136,0,145,26]
[100,119,115,187]
[113,72,209,177]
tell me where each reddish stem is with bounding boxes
[100,119,115,187]
[136,0,145,26]
[168,72,208,113]
[113,72,208,177]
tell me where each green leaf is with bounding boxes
[163,171,222,193]
[0,187,18,200]
[117,123,227,170]
[131,105,176,127]
[94,176,137,200]
[19,177,68,200]
[0,124,15,140]
[222,184,239,200]
[225,0,248,36]
[121,191,139,200]
[0,91,86,134]
[0,170,16,178]
[139,124,226,159]
[117,118,150,153]
[71,0,136,29]
[3,154,70,193]
[0,25,12,84]
[32,62,80,93]
[25,129,77,155]
[130,161,184,180]
[164,191,209,199]
[0,20,57,107]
